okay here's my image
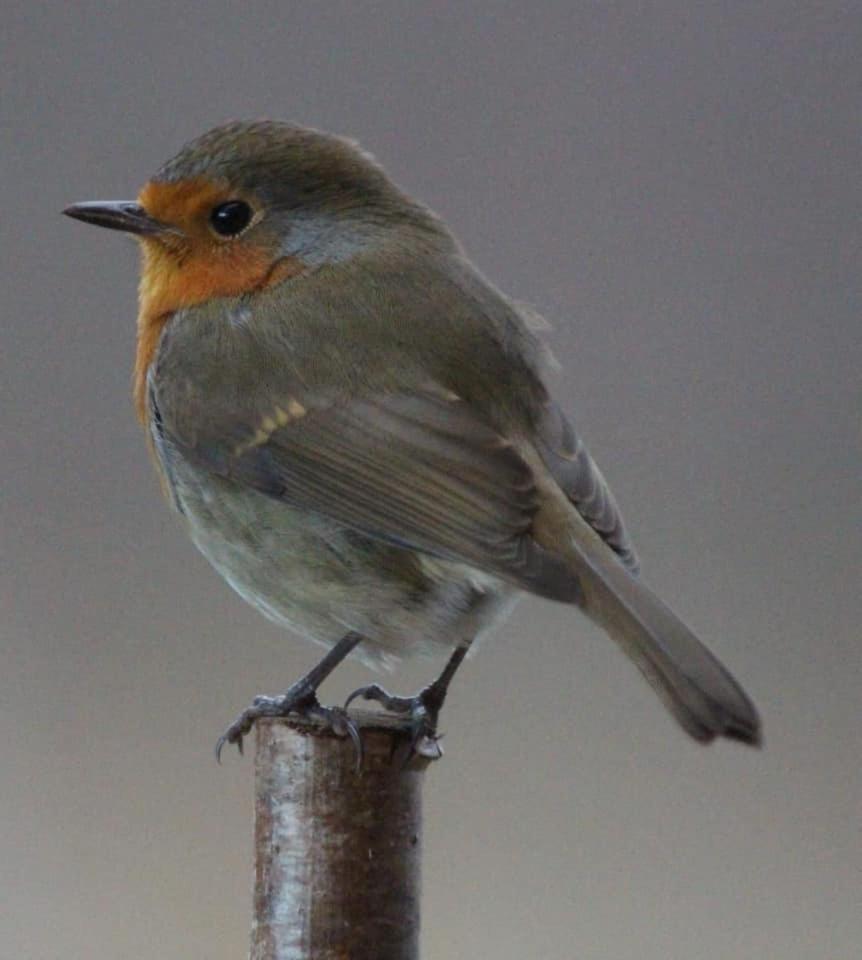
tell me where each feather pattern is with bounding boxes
[535,399,639,573]
[164,382,581,602]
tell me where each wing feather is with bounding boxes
[535,400,639,573]
[164,385,581,602]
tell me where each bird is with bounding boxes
[64,120,761,760]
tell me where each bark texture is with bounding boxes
[252,715,428,960]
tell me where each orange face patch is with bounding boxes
[138,177,233,232]
[132,177,304,422]
[137,177,276,315]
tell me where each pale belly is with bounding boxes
[165,453,518,670]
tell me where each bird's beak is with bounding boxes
[62,200,171,237]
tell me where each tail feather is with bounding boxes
[564,514,761,746]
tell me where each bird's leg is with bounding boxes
[216,631,364,762]
[344,643,470,759]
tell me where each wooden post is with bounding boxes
[251,714,432,960]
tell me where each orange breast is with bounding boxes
[133,237,305,423]
[132,177,307,423]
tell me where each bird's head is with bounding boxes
[65,120,446,318]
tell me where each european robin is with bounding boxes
[65,121,760,758]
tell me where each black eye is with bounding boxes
[210,200,252,237]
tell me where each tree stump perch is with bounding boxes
[251,714,432,960]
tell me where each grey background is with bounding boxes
[3,2,860,958]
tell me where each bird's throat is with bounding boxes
[133,240,305,422]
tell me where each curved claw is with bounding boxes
[215,708,258,762]
[343,719,364,771]
[344,682,446,765]
[307,703,364,771]
[215,693,364,766]
[215,733,242,764]
[344,683,415,715]
[344,683,382,711]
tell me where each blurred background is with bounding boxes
[2,3,860,958]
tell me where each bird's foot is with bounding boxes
[344,681,446,761]
[216,682,361,764]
